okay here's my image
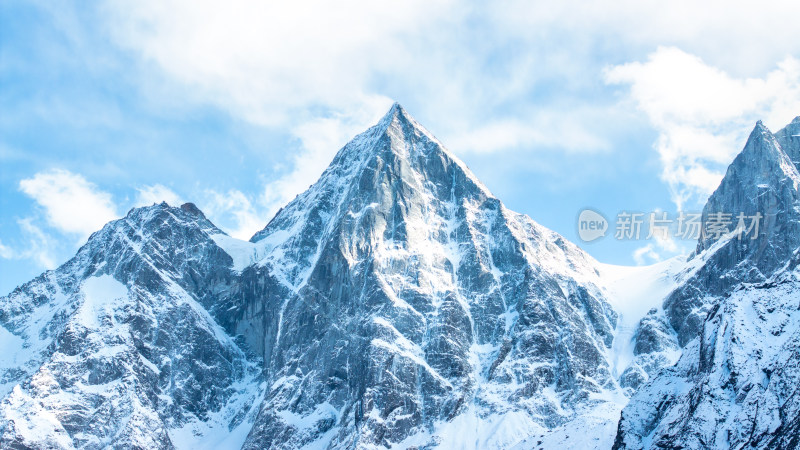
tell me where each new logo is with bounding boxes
[578,209,608,242]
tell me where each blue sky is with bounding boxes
[1,0,799,294]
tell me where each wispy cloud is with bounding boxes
[0,219,60,270]
[15,218,58,269]
[632,243,661,266]
[0,240,13,259]
[447,111,612,155]
[201,189,264,240]
[135,184,183,207]
[98,0,800,208]
[19,169,119,240]
[104,0,453,127]
[606,47,800,209]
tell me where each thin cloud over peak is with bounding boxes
[135,184,184,208]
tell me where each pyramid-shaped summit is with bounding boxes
[249,103,491,245]
[246,103,503,300]
[229,103,621,448]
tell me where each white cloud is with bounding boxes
[0,220,61,269]
[104,0,456,127]
[19,169,119,239]
[0,240,13,259]
[101,0,620,158]
[492,0,800,78]
[632,243,661,266]
[606,47,800,209]
[98,0,800,204]
[135,184,183,207]
[448,110,612,154]
[201,190,265,240]
[103,0,800,125]
[16,218,58,269]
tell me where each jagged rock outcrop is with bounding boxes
[617,308,680,393]
[775,116,800,170]
[614,256,800,449]
[620,119,800,396]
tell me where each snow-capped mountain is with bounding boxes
[614,119,800,449]
[614,119,800,397]
[668,121,800,344]
[0,203,263,449]
[2,104,799,449]
[234,104,623,449]
[0,104,625,449]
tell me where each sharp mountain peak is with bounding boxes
[249,102,493,244]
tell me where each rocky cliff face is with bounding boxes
[666,121,800,348]
[615,118,800,449]
[775,116,800,170]
[614,257,800,449]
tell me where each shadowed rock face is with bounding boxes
[617,308,679,393]
[0,105,621,449]
[614,262,800,450]
[615,118,800,450]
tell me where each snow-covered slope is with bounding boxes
[598,258,686,395]
[615,256,800,449]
